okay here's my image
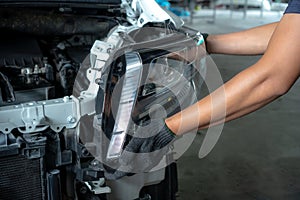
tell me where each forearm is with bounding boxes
[207,22,278,55]
[204,63,283,127]
[166,14,300,135]
[166,64,282,135]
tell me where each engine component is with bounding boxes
[0,154,47,200]
[47,169,62,200]
[0,72,15,103]
[0,8,113,36]
[0,97,78,134]
[0,2,122,200]
[0,33,56,106]
[0,33,42,66]
[0,133,47,200]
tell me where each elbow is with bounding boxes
[261,73,293,99]
[269,77,293,98]
[261,63,296,98]
[274,85,289,97]
[277,83,292,96]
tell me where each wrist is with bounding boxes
[201,33,209,53]
[164,122,176,137]
[165,118,178,136]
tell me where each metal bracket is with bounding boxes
[0,97,78,134]
[84,178,111,195]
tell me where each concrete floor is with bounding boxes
[176,10,300,200]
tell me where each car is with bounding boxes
[0,0,206,199]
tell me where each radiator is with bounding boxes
[0,153,47,200]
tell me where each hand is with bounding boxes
[104,118,176,180]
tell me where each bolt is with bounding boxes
[63,96,71,102]
[82,148,90,157]
[91,159,100,167]
[67,116,76,124]
[140,18,144,24]
[95,78,104,85]
[80,186,87,194]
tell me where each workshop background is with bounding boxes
[169,1,300,200]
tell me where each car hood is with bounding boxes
[0,0,121,8]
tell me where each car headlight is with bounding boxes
[94,27,206,160]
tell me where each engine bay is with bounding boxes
[0,6,121,200]
[0,7,118,105]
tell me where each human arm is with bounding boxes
[206,22,278,55]
[166,14,300,135]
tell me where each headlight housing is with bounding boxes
[95,26,206,160]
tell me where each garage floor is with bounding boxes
[176,10,300,200]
